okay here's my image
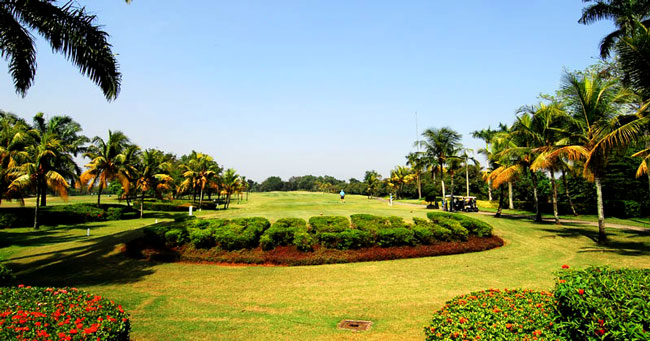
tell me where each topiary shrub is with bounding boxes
[308,216,349,233]
[427,214,468,241]
[350,214,405,231]
[554,266,650,340]
[0,286,130,340]
[375,228,416,247]
[293,230,316,252]
[336,229,373,250]
[164,228,188,247]
[424,289,560,340]
[412,225,436,245]
[427,211,492,237]
[259,218,307,251]
[188,228,215,249]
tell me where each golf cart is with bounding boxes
[443,195,479,212]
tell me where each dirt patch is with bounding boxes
[338,320,373,331]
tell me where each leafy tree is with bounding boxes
[418,127,462,201]
[134,149,172,218]
[0,0,122,99]
[260,176,283,192]
[406,152,426,198]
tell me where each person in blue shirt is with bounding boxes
[340,190,345,202]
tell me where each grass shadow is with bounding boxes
[538,226,650,256]
[5,228,156,287]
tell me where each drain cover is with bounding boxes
[337,320,373,331]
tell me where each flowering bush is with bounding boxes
[0,286,130,340]
[554,267,650,340]
[424,289,561,340]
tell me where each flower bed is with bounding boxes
[0,286,130,340]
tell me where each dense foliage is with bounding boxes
[425,266,650,340]
[0,286,130,341]
[0,204,137,228]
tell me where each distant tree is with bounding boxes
[260,176,284,192]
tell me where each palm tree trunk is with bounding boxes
[140,191,144,218]
[417,174,422,199]
[508,181,514,209]
[550,169,560,224]
[496,185,504,218]
[40,181,47,207]
[595,176,607,243]
[33,187,40,230]
[487,179,493,201]
[531,171,542,222]
[561,168,578,216]
[199,186,204,210]
[465,163,470,197]
[97,185,103,207]
[441,180,446,210]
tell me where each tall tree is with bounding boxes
[472,127,498,200]
[0,0,121,99]
[134,149,172,218]
[418,127,462,203]
[0,112,31,204]
[80,130,131,207]
[405,152,425,199]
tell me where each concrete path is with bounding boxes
[376,197,649,232]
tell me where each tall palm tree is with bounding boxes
[579,0,650,58]
[134,149,172,218]
[220,168,240,209]
[461,149,479,197]
[418,127,462,201]
[472,127,498,200]
[363,170,381,198]
[179,152,220,209]
[405,152,425,199]
[31,113,88,206]
[80,130,131,207]
[0,0,121,99]
[0,112,31,204]
[8,130,69,229]
[389,165,414,199]
[547,71,633,242]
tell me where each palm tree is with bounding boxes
[179,152,220,209]
[0,1,121,99]
[418,127,462,202]
[405,152,425,198]
[579,0,650,58]
[0,112,31,204]
[389,165,414,199]
[220,168,240,209]
[461,149,479,197]
[31,113,88,206]
[134,149,172,218]
[80,130,131,207]
[548,71,633,242]
[472,128,498,200]
[8,131,69,229]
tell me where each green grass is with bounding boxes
[2,192,650,340]
[479,206,650,228]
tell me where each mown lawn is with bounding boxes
[2,192,650,340]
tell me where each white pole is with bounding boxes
[86,228,90,237]
[189,206,193,216]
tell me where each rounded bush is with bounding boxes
[0,286,130,340]
[375,228,416,247]
[293,230,316,252]
[188,228,215,249]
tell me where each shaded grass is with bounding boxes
[1,192,650,340]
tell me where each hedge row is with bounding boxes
[0,286,130,340]
[0,204,138,228]
[425,266,650,340]
[143,213,494,252]
[136,200,217,212]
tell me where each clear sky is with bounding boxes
[0,0,614,182]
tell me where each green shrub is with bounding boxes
[258,218,306,250]
[188,228,215,249]
[337,229,373,250]
[413,225,436,245]
[308,216,349,232]
[430,225,453,242]
[427,211,492,237]
[106,207,124,220]
[351,214,405,231]
[213,227,249,251]
[0,214,17,228]
[554,266,650,340]
[424,289,560,340]
[164,228,188,247]
[272,217,307,230]
[138,201,217,211]
[187,218,212,229]
[375,228,416,247]
[173,214,196,222]
[0,263,14,285]
[0,286,130,340]
[143,223,173,244]
[427,214,468,241]
[605,200,642,218]
[293,230,316,252]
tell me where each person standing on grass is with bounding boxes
[340,189,345,202]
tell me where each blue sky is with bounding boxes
[0,1,614,182]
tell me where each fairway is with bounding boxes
[2,192,650,340]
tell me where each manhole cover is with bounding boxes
[338,320,373,331]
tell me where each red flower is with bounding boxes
[561,264,569,269]
[595,328,606,336]
[559,279,566,284]
[578,289,585,295]
[69,329,78,334]
[599,319,605,327]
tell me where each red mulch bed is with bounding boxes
[124,235,504,266]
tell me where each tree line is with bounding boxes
[0,112,247,228]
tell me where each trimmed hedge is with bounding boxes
[426,215,468,241]
[308,216,350,233]
[554,266,650,340]
[350,214,405,231]
[318,229,373,250]
[427,212,492,237]
[0,286,130,340]
[0,263,14,285]
[376,228,416,247]
[0,204,137,228]
[260,218,306,251]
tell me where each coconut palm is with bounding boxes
[0,112,31,204]
[405,152,425,199]
[461,149,479,197]
[472,127,498,200]
[389,165,414,199]
[134,149,172,218]
[80,130,131,207]
[220,168,240,209]
[0,0,121,99]
[579,0,650,58]
[31,113,88,206]
[418,127,462,201]
[546,71,633,242]
[8,131,69,229]
[179,152,220,209]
